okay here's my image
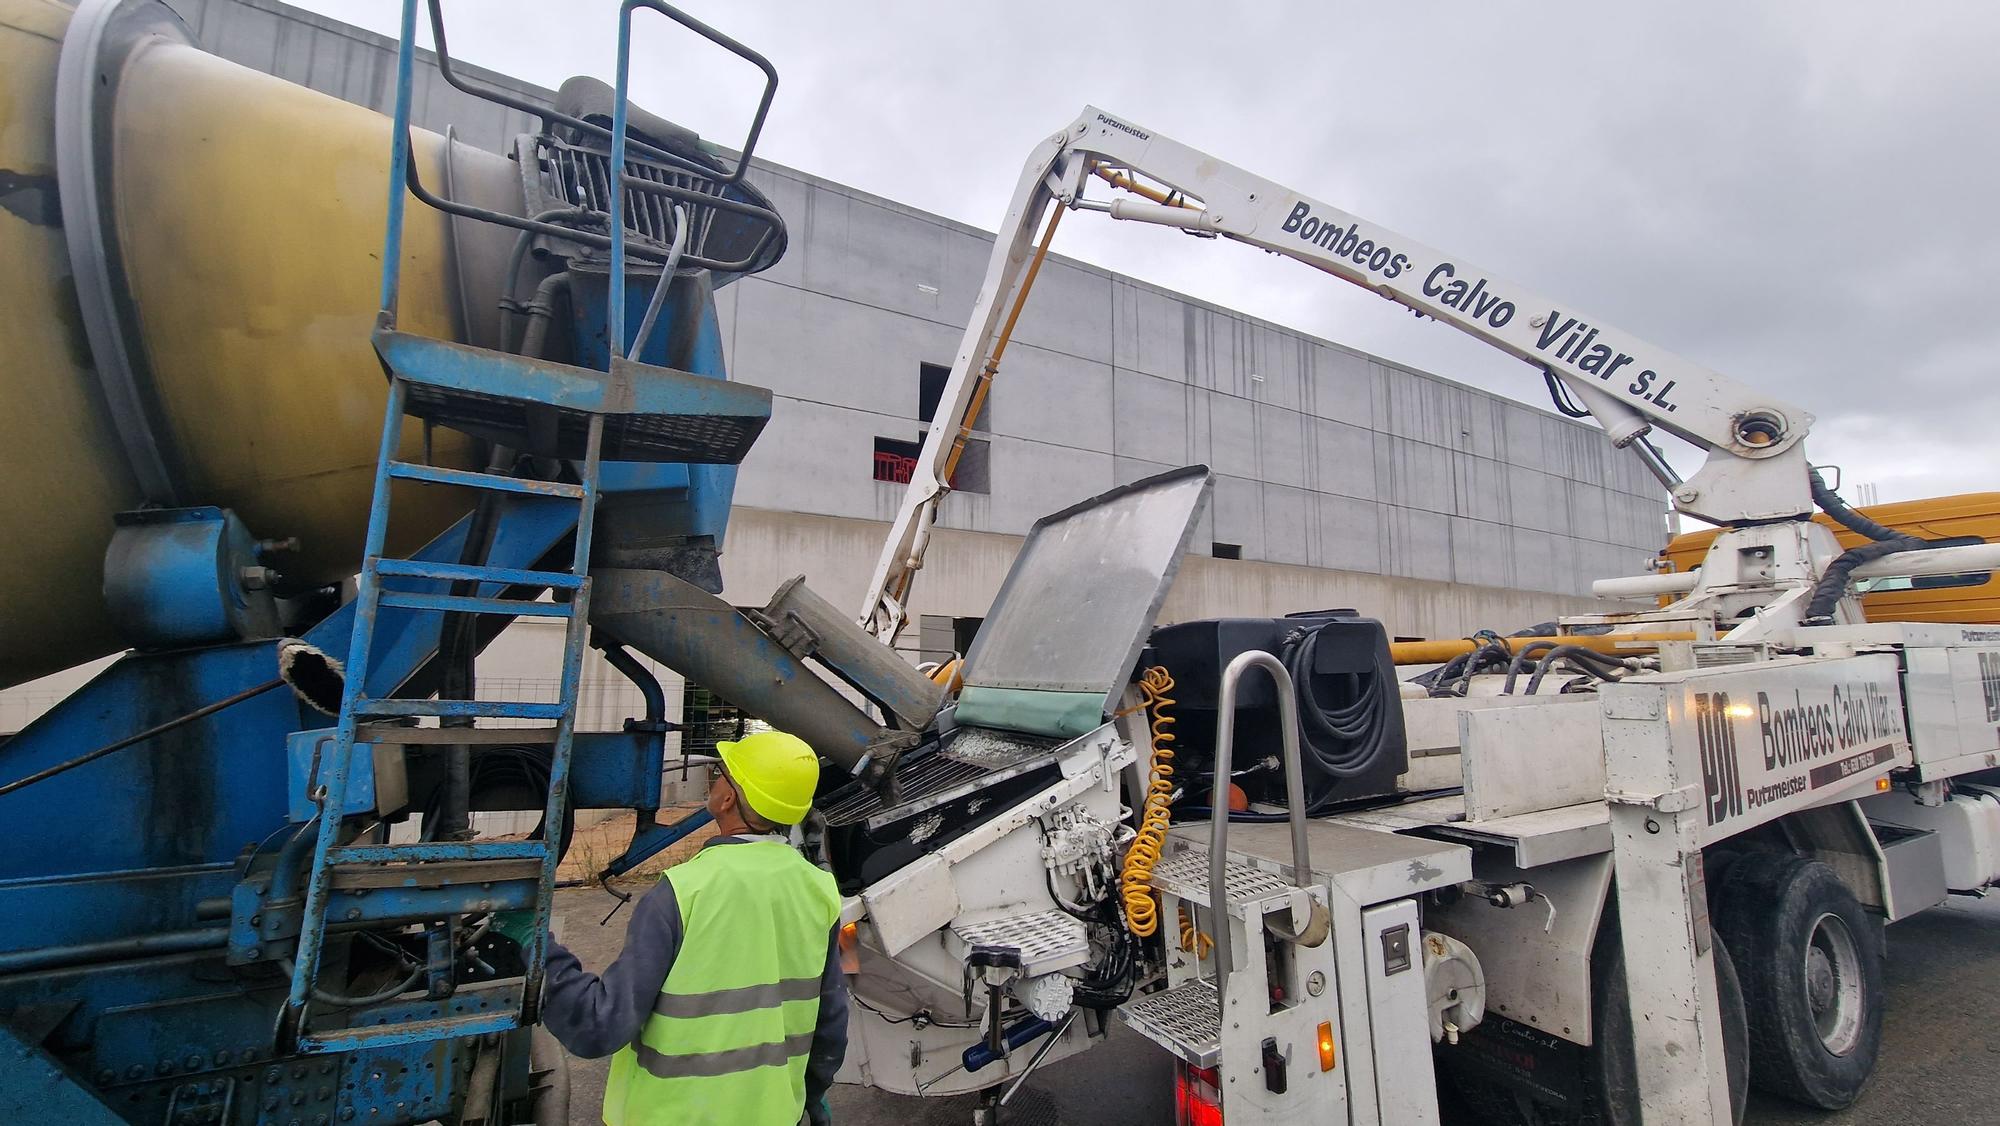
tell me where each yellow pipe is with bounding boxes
[1092,164,1197,209]
[899,200,1068,609]
[1389,632,1697,666]
[940,202,1064,485]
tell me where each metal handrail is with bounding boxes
[378,0,784,329]
[1206,649,1312,1016]
[610,0,781,360]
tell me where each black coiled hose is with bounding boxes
[1803,467,1929,625]
[1279,623,1397,779]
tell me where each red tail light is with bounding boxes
[1175,1061,1224,1126]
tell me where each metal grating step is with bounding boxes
[1118,980,1221,1068]
[375,333,770,464]
[945,911,1090,978]
[1147,847,1294,909]
[818,728,1065,830]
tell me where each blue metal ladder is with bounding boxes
[279,0,779,1052]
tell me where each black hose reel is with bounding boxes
[1144,612,1408,813]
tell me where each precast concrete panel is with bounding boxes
[982,344,1113,451]
[959,437,1113,534]
[1305,344,1378,430]
[1375,434,1459,515]
[731,397,891,520]
[795,190,955,326]
[1454,452,1512,523]
[1383,507,1455,584]
[1310,418,1378,501]
[1209,474,1267,559]
[1316,493,1384,575]
[726,279,962,416]
[1506,464,1570,536]
[1261,483,1313,566]
[1511,526,1562,593]
[1231,321,1306,412]
[1502,405,1554,474]
[1109,281,1191,382]
[1111,369,1193,464]
[1114,456,1177,488]
[738,168,814,290]
[1206,394,1259,481]
[1567,480,1613,544]
[1008,259,1116,365]
[1251,401,1311,490]
[1451,516,1518,590]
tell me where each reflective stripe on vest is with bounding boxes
[602,839,841,1126]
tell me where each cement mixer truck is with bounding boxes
[0,0,938,1120]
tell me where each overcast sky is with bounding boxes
[299,0,2000,505]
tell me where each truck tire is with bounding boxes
[1436,923,1747,1126]
[1589,931,1749,1125]
[1712,852,1884,1108]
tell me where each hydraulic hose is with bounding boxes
[1803,466,1931,624]
[1281,623,1395,779]
[1810,468,1903,543]
[1500,641,1563,695]
[1525,646,1635,696]
[1119,666,1179,939]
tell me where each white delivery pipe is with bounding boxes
[1593,541,2000,600]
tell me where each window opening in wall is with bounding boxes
[953,617,985,660]
[873,436,921,484]
[919,361,988,430]
[1212,542,1242,560]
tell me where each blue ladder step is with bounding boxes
[373,557,585,590]
[373,330,772,464]
[328,839,549,865]
[385,460,587,499]
[376,589,575,619]
[352,698,569,721]
[300,1009,522,1055]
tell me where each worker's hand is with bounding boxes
[805,1094,832,1126]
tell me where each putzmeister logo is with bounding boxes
[1695,691,1744,826]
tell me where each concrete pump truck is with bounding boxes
[818,106,2000,1126]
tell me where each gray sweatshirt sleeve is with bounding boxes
[804,926,849,1112]
[541,880,684,1059]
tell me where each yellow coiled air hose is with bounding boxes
[1120,666,1180,938]
[1178,903,1214,958]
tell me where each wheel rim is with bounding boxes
[1803,912,1864,1055]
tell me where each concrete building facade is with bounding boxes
[7,1,1667,747]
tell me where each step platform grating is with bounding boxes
[1118,980,1221,1068]
[376,333,770,464]
[945,911,1090,978]
[1147,847,1293,909]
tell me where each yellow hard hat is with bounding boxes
[716,730,820,826]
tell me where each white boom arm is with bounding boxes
[860,106,1815,641]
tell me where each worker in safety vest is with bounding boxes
[542,730,847,1126]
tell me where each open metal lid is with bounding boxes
[960,466,1213,722]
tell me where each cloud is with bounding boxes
[298,0,2000,504]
